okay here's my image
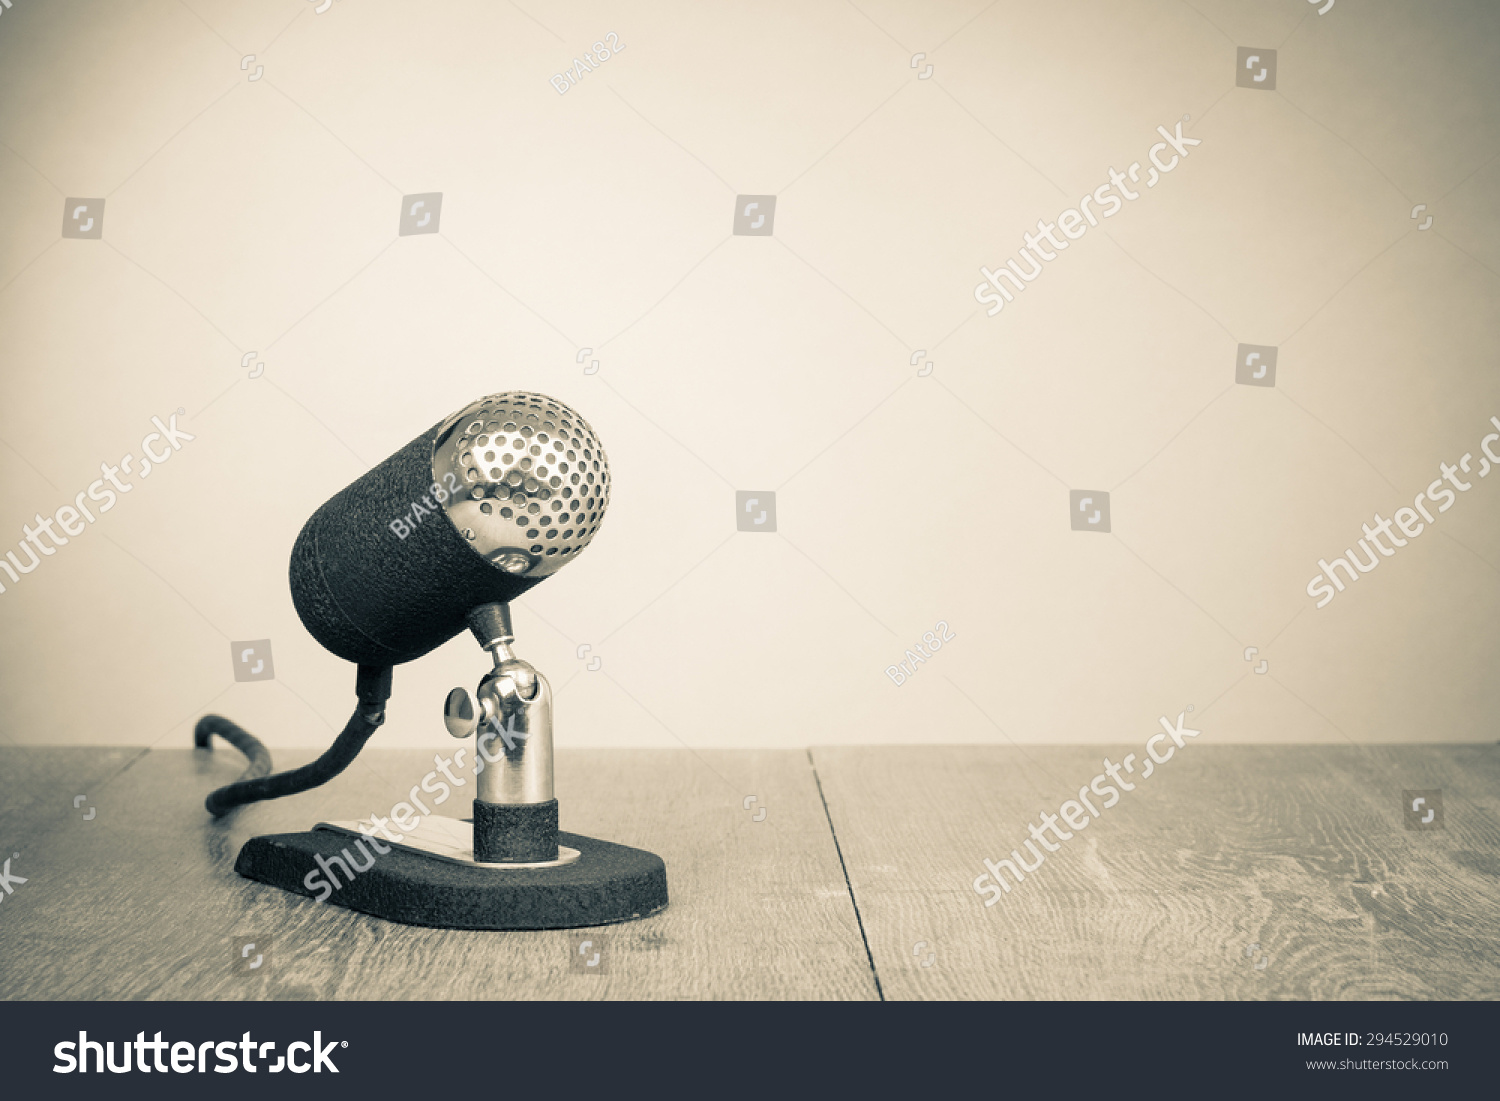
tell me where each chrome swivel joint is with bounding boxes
[443,603,558,862]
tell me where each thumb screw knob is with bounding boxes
[444,687,479,738]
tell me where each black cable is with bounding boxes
[196,663,393,818]
[193,713,272,783]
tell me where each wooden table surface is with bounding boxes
[1,743,1496,1000]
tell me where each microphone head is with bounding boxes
[288,391,610,667]
[433,392,611,578]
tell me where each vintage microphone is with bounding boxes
[196,391,667,930]
[289,388,609,666]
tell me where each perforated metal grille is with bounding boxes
[432,392,610,577]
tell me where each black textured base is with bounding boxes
[473,798,557,863]
[234,828,668,930]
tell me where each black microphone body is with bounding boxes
[289,420,540,666]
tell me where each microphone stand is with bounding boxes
[200,602,668,930]
[444,602,562,865]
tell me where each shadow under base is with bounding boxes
[234,829,668,930]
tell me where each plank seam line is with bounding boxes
[807,748,885,1002]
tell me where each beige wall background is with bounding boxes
[1,0,1497,753]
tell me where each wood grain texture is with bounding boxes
[811,744,1500,1000]
[7,743,1495,1001]
[0,746,878,1000]
[0,747,147,853]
